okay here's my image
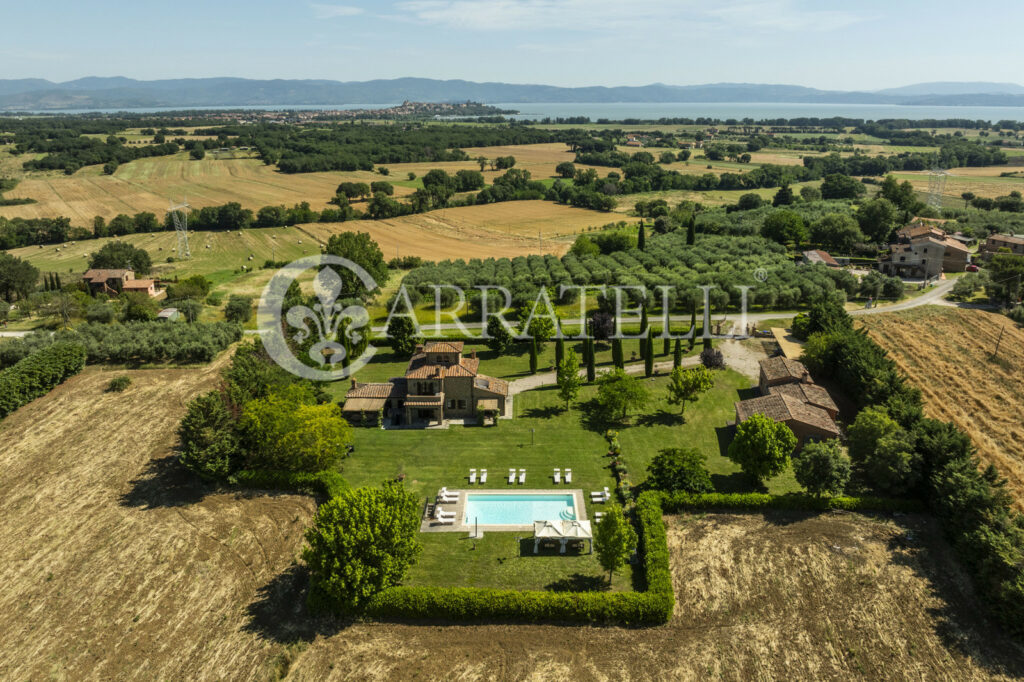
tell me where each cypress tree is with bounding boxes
[686,215,696,245]
[644,330,654,377]
[54,273,62,290]
[673,338,682,369]
[529,336,538,374]
[688,309,697,350]
[612,337,624,369]
[586,337,596,382]
[43,273,51,292]
[703,335,713,351]
[639,305,648,358]
[637,221,646,250]
[555,334,565,368]
[663,334,670,356]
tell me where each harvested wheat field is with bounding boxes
[2,362,1022,679]
[0,356,317,681]
[299,200,603,257]
[861,307,1024,509]
[0,154,352,222]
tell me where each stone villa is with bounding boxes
[342,341,509,427]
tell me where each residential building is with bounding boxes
[342,341,509,427]
[122,278,158,297]
[878,219,970,277]
[982,233,1024,258]
[737,356,841,450]
[802,249,840,268]
[82,268,133,295]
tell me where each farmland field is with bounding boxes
[859,307,1024,510]
[2,355,1020,679]
[0,154,356,223]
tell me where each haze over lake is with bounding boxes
[29,101,1024,122]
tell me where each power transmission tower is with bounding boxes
[926,167,948,212]
[169,198,192,260]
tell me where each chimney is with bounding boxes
[471,349,477,360]
[350,379,358,389]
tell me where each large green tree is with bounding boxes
[855,198,898,244]
[178,390,240,480]
[812,212,866,252]
[761,210,807,245]
[387,316,421,356]
[88,241,153,275]
[727,413,797,482]
[593,503,637,584]
[240,384,353,472]
[303,481,421,612]
[324,231,388,299]
[0,252,39,302]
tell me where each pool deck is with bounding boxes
[420,488,588,533]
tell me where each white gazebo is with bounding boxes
[532,519,593,554]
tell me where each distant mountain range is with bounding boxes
[2,77,1024,111]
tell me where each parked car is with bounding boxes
[966,264,980,272]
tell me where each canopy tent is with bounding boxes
[532,519,593,554]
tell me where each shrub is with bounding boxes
[105,375,132,392]
[0,342,87,419]
[792,439,851,496]
[727,413,796,482]
[178,391,241,480]
[646,447,714,493]
[224,295,253,323]
[699,347,725,369]
[304,482,421,612]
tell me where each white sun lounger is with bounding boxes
[554,468,561,484]
[519,469,526,484]
[595,512,605,520]
[439,515,455,525]
[509,469,516,484]
[565,468,572,484]
[480,469,487,483]
[435,506,456,520]
[469,469,477,484]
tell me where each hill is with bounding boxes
[4,77,1024,110]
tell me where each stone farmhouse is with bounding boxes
[981,233,1024,258]
[735,356,840,450]
[343,341,509,427]
[81,269,158,297]
[877,218,970,279]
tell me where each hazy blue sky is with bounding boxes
[4,0,1021,89]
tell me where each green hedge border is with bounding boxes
[358,489,675,625]
[658,491,925,514]
[231,469,348,499]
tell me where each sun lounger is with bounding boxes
[565,468,572,483]
[518,469,526,484]
[480,469,487,484]
[595,512,605,520]
[554,468,561,484]
[509,469,516,484]
[439,515,455,525]
[469,469,477,484]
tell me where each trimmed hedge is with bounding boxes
[357,489,674,625]
[658,491,924,514]
[231,469,348,499]
[0,342,87,418]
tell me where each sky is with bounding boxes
[3,0,1021,90]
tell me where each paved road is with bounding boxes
[0,331,31,338]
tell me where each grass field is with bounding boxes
[2,347,1021,678]
[860,307,1024,511]
[893,168,1024,202]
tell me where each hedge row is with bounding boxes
[0,342,87,418]
[231,469,348,499]
[360,490,674,625]
[657,491,925,514]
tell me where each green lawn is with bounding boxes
[341,365,798,591]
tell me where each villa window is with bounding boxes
[458,399,466,409]
[448,399,456,409]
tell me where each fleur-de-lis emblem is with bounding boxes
[285,267,369,366]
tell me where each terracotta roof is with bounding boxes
[422,340,464,353]
[735,394,839,435]
[769,382,838,416]
[405,354,480,379]
[346,380,406,399]
[476,399,499,411]
[473,374,509,396]
[759,356,809,383]
[342,397,388,413]
[803,250,839,267]
[122,279,155,289]
[988,233,1024,246]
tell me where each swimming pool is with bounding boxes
[463,493,577,526]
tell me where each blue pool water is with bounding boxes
[463,493,576,526]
